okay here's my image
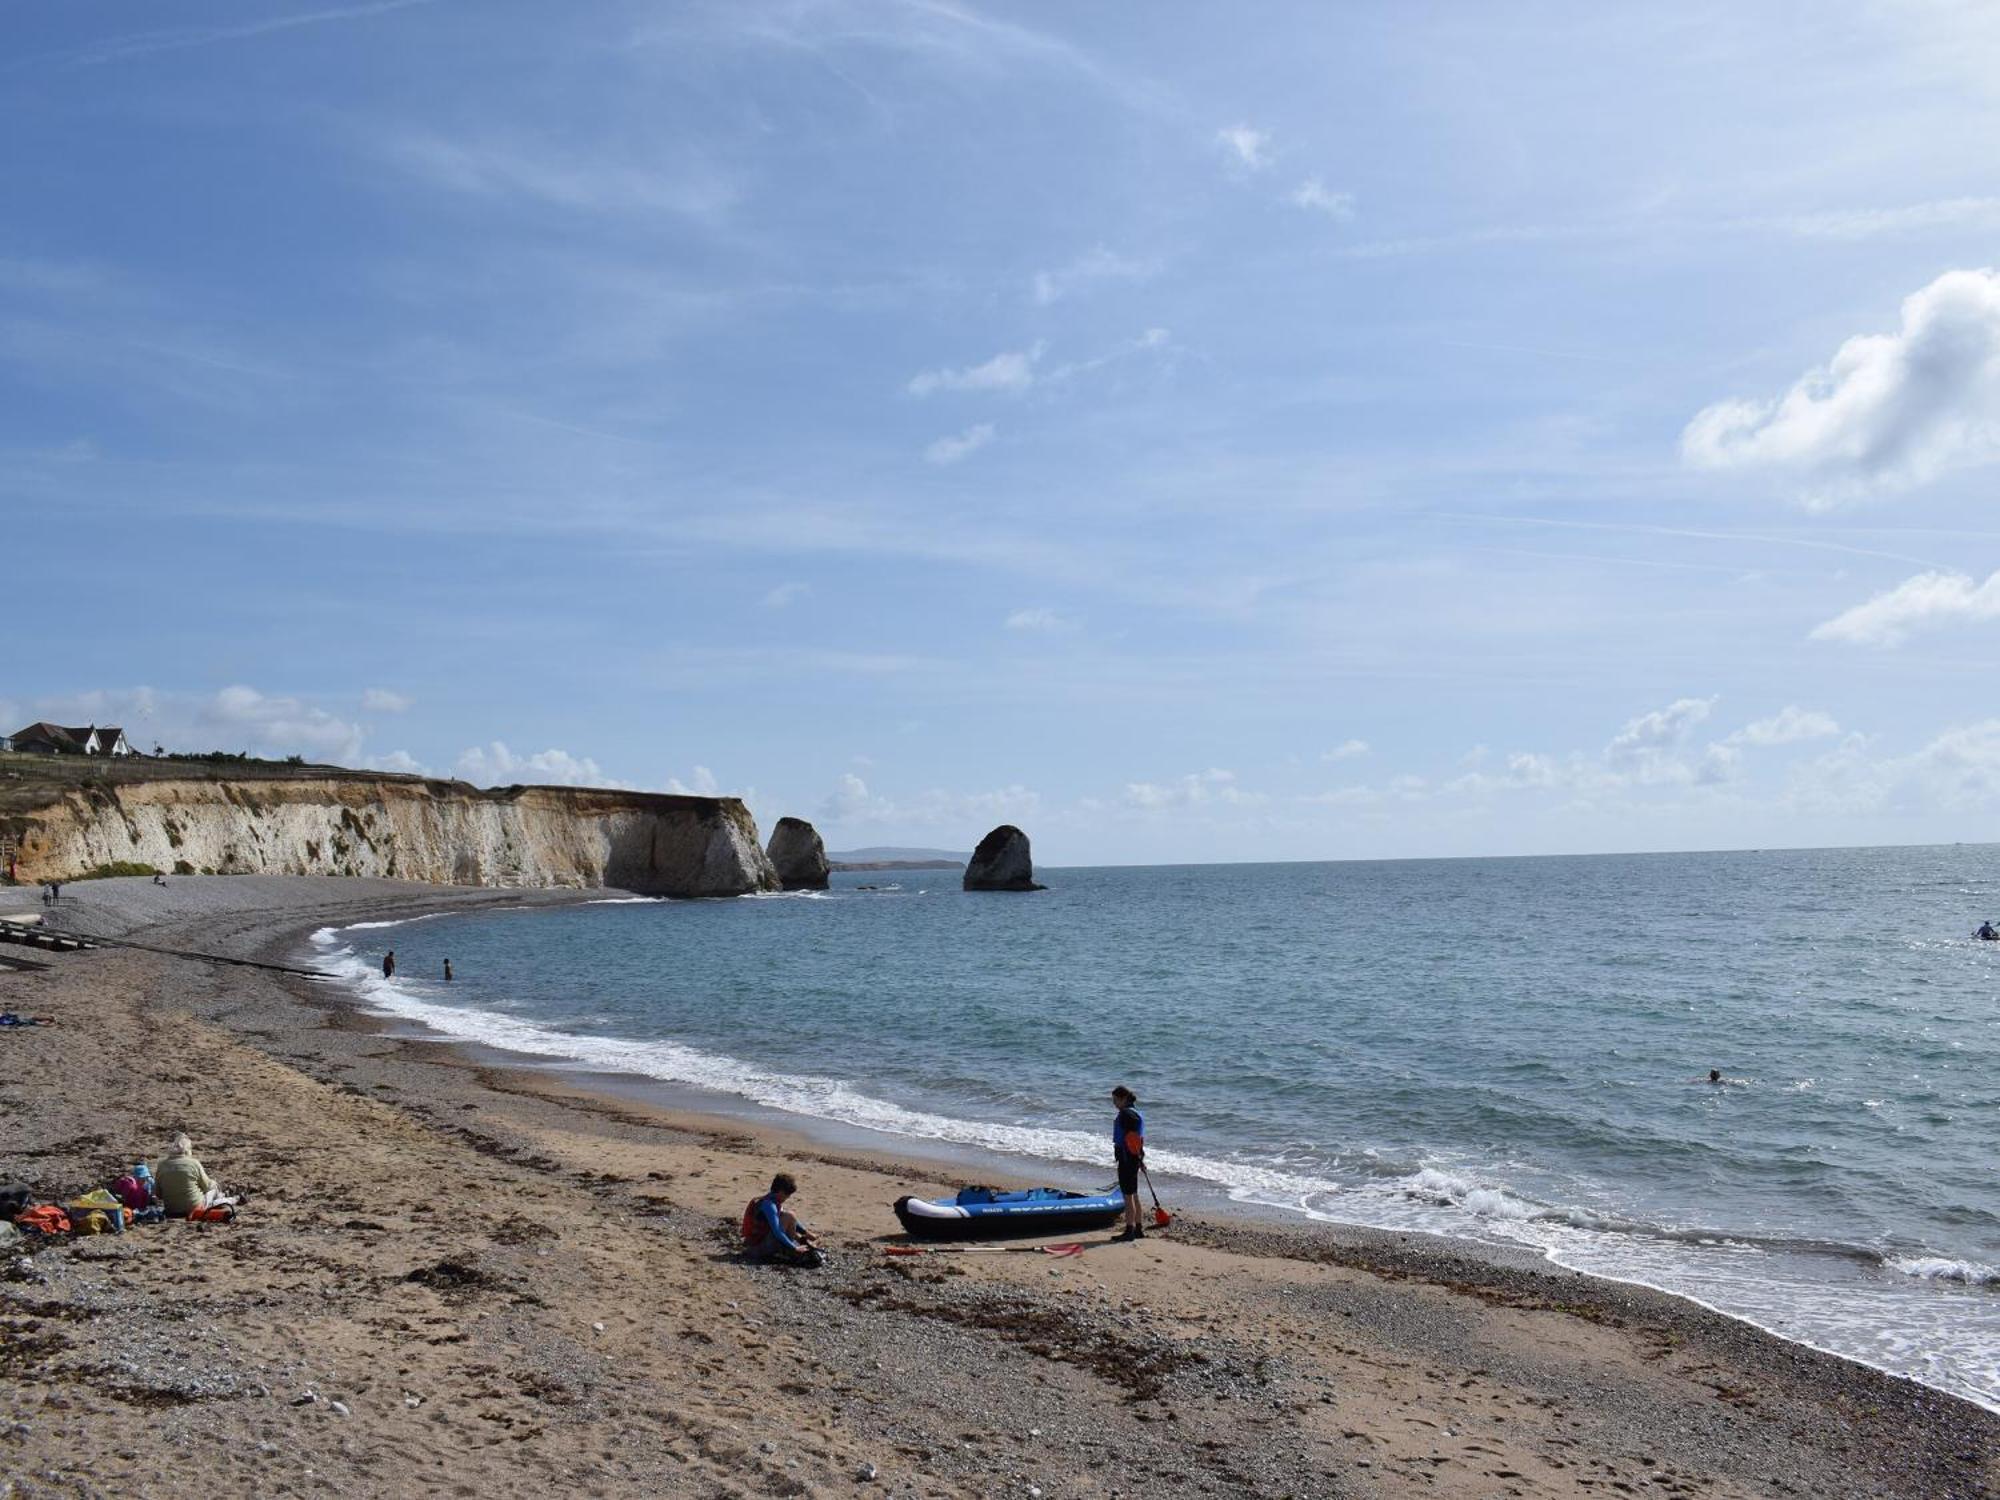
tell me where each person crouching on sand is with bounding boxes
[743,1172,822,1266]
[1111,1085,1146,1241]
[154,1133,234,1218]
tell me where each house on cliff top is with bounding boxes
[8,722,133,756]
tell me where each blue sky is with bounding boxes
[8,1,2000,864]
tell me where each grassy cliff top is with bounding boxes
[0,750,430,818]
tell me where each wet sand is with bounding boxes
[1,876,1994,1498]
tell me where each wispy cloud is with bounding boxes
[362,688,412,713]
[1753,196,2000,240]
[1003,606,1076,633]
[1125,767,1264,811]
[1732,706,1840,745]
[381,132,740,224]
[763,581,810,609]
[907,344,1042,396]
[1683,268,2000,503]
[1030,246,1159,305]
[925,422,996,465]
[1323,738,1370,760]
[26,0,436,68]
[1217,124,1271,170]
[1811,569,2000,647]
[1289,178,1355,219]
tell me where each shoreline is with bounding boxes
[288,886,1999,1417]
[5,875,1996,1498]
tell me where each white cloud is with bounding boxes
[1787,720,2000,816]
[1681,268,2000,501]
[1289,178,1355,219]
[1031,246,1158,305]
[1323,738,1370,761]
[1217,124,1271,170]
[1811,569,2000,647]
[365,749,429,775]
[455,742,619,788]
[362,687,412,712]
[1735,706,1842,745]
[763,581,809,609]
[819,772,1041,830]
[925,422,996,465]
[1003,606,1076,633]
[907,344,1042,397]
[1605,697,1715,763]
[662,765,719,796]
[21,684,372,763]
[1124,768,1265,811]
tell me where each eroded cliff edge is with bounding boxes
[5,772,779,897]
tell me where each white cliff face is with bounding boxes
[14,778,778,897]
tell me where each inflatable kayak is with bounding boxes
[893,1185,1125,1241]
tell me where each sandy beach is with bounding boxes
[1,876,1994,1499]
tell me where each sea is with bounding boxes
[306,845,2000,1412]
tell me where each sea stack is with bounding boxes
[766,816,830,891]
[963,824,1044,891]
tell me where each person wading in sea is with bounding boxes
[382,950,395,979]
[1110,1085,1146,1241]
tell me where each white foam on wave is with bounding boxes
[305,929,1346,1201]
[340,913,448,932]
[583,896,670,906]
[1888,1255,2000,1286]
[300,927,2000,1413]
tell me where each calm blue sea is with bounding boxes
[309,846,2000,1410]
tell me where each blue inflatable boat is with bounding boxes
[893,1185,1125,1241]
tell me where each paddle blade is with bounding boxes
[1152,1205,1172,1227]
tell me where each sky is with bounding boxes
[7,1,2000,865]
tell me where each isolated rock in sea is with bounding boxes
[963,824,1044,891]
[766,817,830,891]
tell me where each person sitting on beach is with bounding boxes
[742,1173,821,1265]
[1111,1085,1146,1241]
[154,1133,232,1217]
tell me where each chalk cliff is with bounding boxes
[6,775,779,897]
[963,824,1044,891]
[766,817,830,891]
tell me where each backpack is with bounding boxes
[741,1197,764,1242]
[111,1175,150,1213]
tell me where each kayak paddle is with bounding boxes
[1140,1163,1171,1228]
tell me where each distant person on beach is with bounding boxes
[443,958,453,981]
[382,950,395,979]
[154,1134,232,1217]
[1111,1085,1146,1241]
[1978,922,1997,941]
[742,1172,822,1265]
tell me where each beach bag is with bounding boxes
[188,1204,236,1224]
[15,1205,70,1237]
[111,1174,149,1213]
[0,1184,28,1219]
[67,1190,124,1234]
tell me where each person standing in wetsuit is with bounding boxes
[1111,1085,1145,1241]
